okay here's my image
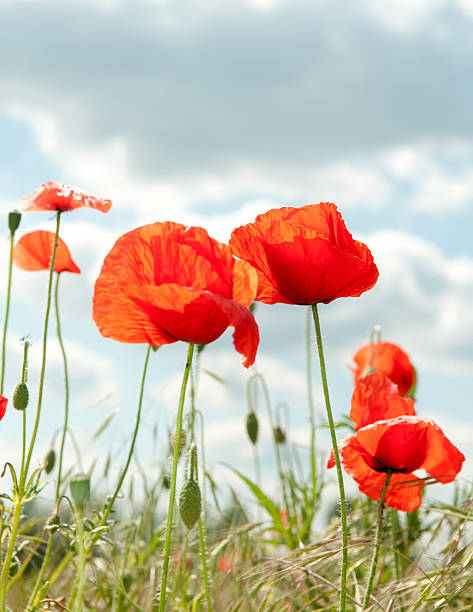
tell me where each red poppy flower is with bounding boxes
[93,222,259,367]
[350,372,415,430]
[351,341,416,397]
[0,395,7,420]
[327,416,465,512]
[229,202,379,305]
[13,231,80,274]
[20,181,112,213]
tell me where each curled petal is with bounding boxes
[94,282,258,366]
[421,420,466,483]
[350,372,415,430]
[13,231,80,274]
[20,182,111,213]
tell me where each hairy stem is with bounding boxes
[311,303,348,612]
[159,342,194,612]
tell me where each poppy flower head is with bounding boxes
[350,372,415,430]
[93,222,259,367]
[20,181,112,213]
[328,415,465,512]
[0,395,7,420]
[351,341,416,397]
[13,231,80,274]
[229,202,379,305]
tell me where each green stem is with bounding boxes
[390,508,405,612]
[311,303,348,612]
[0,494,22,611]
[26,533,54,611]
[198,518,212,611]
[306,307,317,500]
[23,211,62,483]
[55,272,70,500]
[1,230,14,395]
[159,343,195,612]
[72,505,86,612]
[88,344,152,547]
[362,472,392,610]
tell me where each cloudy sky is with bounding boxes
[1,0,473,511]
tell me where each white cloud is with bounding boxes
[362,0,446,34]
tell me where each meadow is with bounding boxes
[0,182,470,612]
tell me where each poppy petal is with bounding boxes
[328,435,424,512]
[420,420,466,484]
[20,182,111,213]
[351,342,416,397]
[230,202,379,305]
[350,372,415,430]
[93,222,260,365]
[0,395,7,420]
[13,231,80,274]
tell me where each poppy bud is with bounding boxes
[8,211,21,234]
[70,473,90,509]
[8,556,19,578]
[170,429,187,456]
[44,449,56,474]
[179,478,202,530]
[12,382,29,411]
[273,426,286,445]
[246,411,258,445]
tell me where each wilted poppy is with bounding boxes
[13,231,80,274]
[229,202,379,305]
[0,395,7,420]
[20,181,112,213]
[93,222,259,367]
[350,372,415,430]
[327,416,464,512]
[351,341,416,397]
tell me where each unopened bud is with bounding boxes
[44,449,56,474]
[273,426,286,445]
[246,411,258,445]
[179,478,202,530]
[12,382,29,411]
[70,473,90,508]
[8,211,21,234]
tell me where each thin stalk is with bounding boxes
[198,518,212,611]
[311,303,348,612]
[72,505,86,612]
[88,344,152,545]
[1,230,15,394]
[26,534,54,611]
[306,307,317,499]
[362,472,392,610]
[23,211,62,482]
[54,272,70,500]
[390,508,405,612]
[159,342,195,612]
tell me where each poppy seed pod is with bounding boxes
[246,411,258,445]
[70,473,90,508]
[44,449,56,474]
[8,211,21,234]
[12,382,29,411]
[273,426,286,445]
[179,478,202,530]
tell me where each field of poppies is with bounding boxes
[0,182,471,611]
